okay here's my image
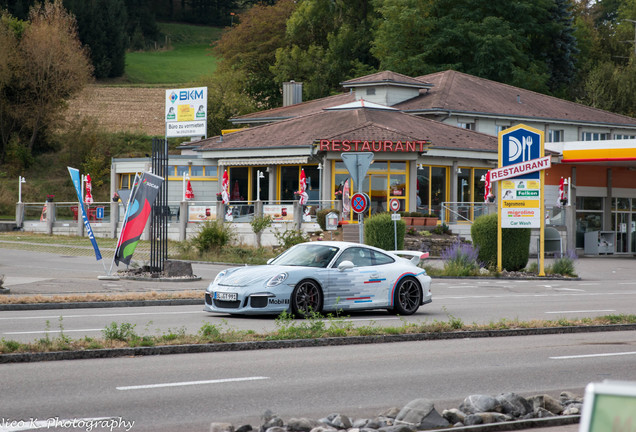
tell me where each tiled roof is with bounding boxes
[341,70,432,88]
[198,107,496,153]
[399,70,636,126]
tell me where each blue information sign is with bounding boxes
[499,125,543,180]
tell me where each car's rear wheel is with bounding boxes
[390,277,421,315]
[291,279,323,317]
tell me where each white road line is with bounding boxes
[117,376,269,391]
[0,310,201,321]
[545,310,615,314]
[551,351,636,360]
[3,328,103,335]
[619,282,636,285]
[553,288,585,292]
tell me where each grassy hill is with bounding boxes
[123,23,224,84]
[0,23,223,218]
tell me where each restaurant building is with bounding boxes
[112,70,636,253]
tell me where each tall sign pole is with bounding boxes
[495,125,548,275]
[341,152,374,243]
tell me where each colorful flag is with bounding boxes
[85,174,94,205]
[298,169,308,205]
[221,170,229,204]
[114,171,164,266]
[68,167,102,261]
[185,179,194,200]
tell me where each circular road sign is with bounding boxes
[389,198,400,212]
[351,192,370,214]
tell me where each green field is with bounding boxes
[123,23,224,84]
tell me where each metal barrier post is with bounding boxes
[179,201,188,241]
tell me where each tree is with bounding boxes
[0,0,92,163]
[372,0,578,93]
[65,0,127,78]
[214,0,296,108]
[271,0,378,100]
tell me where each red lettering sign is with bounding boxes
[316,139,430,152]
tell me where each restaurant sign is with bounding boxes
[319,139,429,153]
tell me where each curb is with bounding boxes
[427,415,580,431]
[2,324,636,363]
[0,298,201,311]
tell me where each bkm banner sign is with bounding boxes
[165,87,207,138]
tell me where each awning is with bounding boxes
[218,156,310,166]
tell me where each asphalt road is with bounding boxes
[2,331,636,431]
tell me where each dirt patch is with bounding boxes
[66,85,168,135]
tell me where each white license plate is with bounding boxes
[215,292,237,301]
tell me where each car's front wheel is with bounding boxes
[390,277,421,315]
[291,279,323,317]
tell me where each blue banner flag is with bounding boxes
[68,167,102,261]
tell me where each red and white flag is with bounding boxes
[221,170,229,204]
[558,177,565,206]
[298,169,308,205]
[185,179,194,200]
[85,174,94,205]
[483,170,491,202]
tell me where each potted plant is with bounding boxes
[411,211,425,226]
[399,211,413,226]
[46,194,55,202]
[423,213,439,226]
[216,192,223,201]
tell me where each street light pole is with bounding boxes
[256,170,265,201]
[18,176,26,203]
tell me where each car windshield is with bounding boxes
[270,244,340,268]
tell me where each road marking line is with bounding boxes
[117,376,269,391]
[553,288,585,292]
[545,310,615,314]
[551,351,636,360]
[0,310,201,321]
[3,328,103,335]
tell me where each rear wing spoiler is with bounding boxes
[390,251,429,266]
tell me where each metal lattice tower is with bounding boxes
[150,137,168,273]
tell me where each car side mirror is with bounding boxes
[338,260,354,271]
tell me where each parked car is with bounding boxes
[204,241,432,316]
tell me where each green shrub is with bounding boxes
[431,223,451,235]
[317,208,339,231]
[471,214,530,271]
[102,322,138,341]
[365,212,405,250]
[273,227,309,250]
[549,251,577,277]
[191,220,234,253]
[410,211,425,217]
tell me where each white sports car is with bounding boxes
[204,241,432,316]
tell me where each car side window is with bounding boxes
[369,250,395,266]
[335,247,364,267]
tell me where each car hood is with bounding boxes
[217,265,290,287]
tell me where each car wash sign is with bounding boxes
[165,87,207,138]
[497,124,546,229]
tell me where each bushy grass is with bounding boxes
[440,242,482,276]
[2,314,636,355]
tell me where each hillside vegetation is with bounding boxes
[0,23,222,218]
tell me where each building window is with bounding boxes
[334,161,408,219]
[366,88,375,96]
[548,129,564,142]
[458,122,475,130]
[416,166,448,217]
[575,196,603,248]
[495,125,509,134]
[582,132,609,141]
[614,134,636,140]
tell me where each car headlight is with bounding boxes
[212,270,228,285]
[267,272,288,287]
